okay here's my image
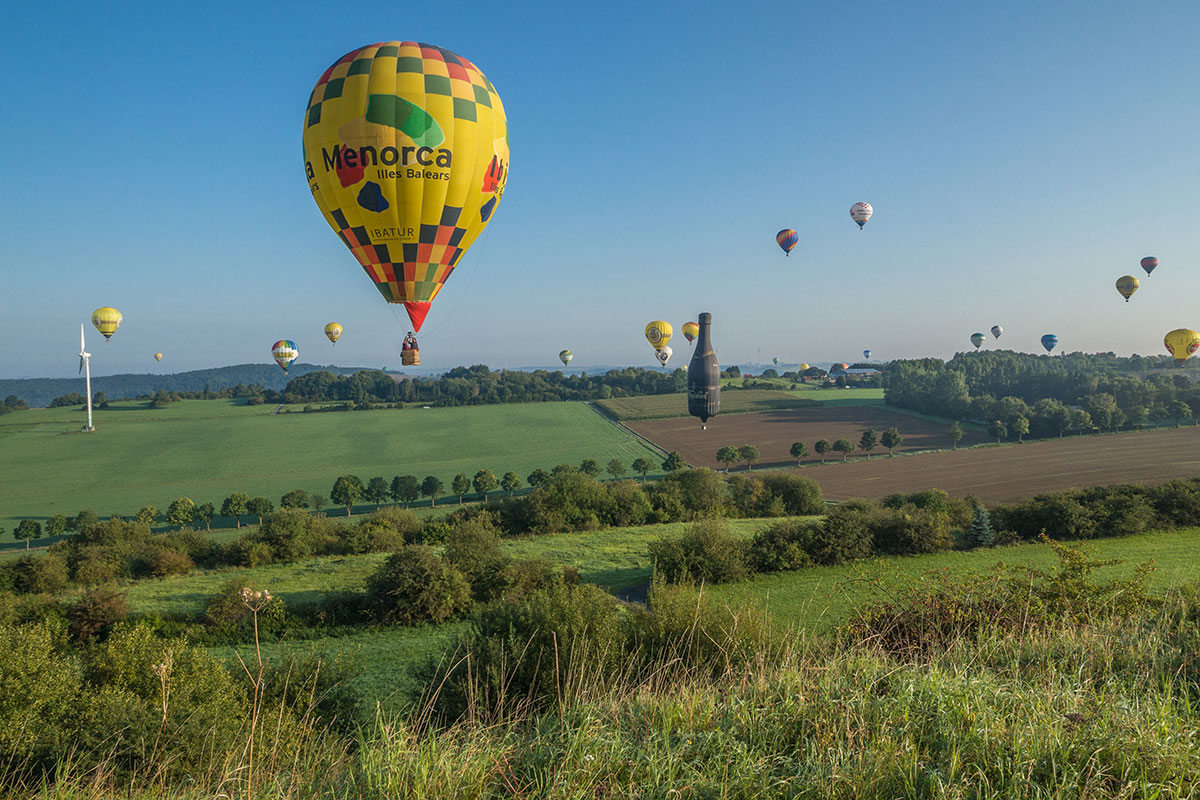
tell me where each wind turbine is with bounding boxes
[79,324,94,432]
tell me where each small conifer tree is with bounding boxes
[967,505,995,548]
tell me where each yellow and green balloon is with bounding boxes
[302,42,509,333]
[91,307,122,341]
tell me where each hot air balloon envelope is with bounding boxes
[645,321,672,351]
[687,312,720,425]
[776,228,799,255]
[302,42,509,332]
[991,325,1003,339]
[1041,334,1058,353]
[862,350,872,360]
[970,333,985,349]
[656,346,673,367]
[773,357,780,365]
[559,349,573,366]
[1115,275,1140,302]
[272,340,299,373]
[324,322,343,343]
[1141,256,1158,276]
[850,202,872,229]
[91,307,122,341]
[1164,329,1200,365]
[681,321,699,344]
[154,353,163,362]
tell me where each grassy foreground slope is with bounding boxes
[0,399,662,537]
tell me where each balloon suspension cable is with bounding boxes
[418,230,492,340]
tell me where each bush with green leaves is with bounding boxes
[365,546,471,625]
[66,586,128,643]
[204,580,287,633]
[806,501,877,565]
[649,518,750,584]
[748,518,819,572]
[442,518,511,601]
[871,505,954,556]
[10,554,69,595]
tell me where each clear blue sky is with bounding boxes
[3,0,1198,378]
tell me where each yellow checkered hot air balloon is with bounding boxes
[91,307,122,341]
[302,42,509,334]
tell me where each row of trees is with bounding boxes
[886,351,1200,436]
[716,428,904,471]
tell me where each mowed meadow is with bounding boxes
[0,399,664,537]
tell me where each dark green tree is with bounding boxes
[948,421,964,450]
[501,471,521,495]
[832,438,854,461]
[789,441,807,466]
[606,459,626,479]
[365,477,390,510]
[716,446,740,472]
[451,473,470,503]
[246,496,274,524]
[195,502,215,531]
[13,519,40,549]
[527,468,550,489]
[473,469,499,501]
[987,420,1007,444]
[966,505,995,548]
[135,506,159,525]
[632,457,655,483]
[392,475,421,508]
[222,493,250,528]
[662,451,686,472]
[280,489,310,509]
[880,427,902,455]
[421,475,444,507]
[331,475,365,516]
[859,430,878,459]
[1012,415,1030,443]
[814,439,830,462]
[578,458,602,478]
[1168,400,1193,427]
[45,514,69,539]
[737,444,760,471]
[310,494,328,515]
[166,497,196,529]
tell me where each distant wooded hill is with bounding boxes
[0,363,370,408]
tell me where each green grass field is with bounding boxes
[709,527,1200,633]
[595,387,886,421]
[0,399,662,541]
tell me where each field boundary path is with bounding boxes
[273,404,285,415]
[587,402,668,458]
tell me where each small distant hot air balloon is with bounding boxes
[1115,275,1140,303]
[773,357,780,365]
[862,350,872,360]
[970,333,985,349]
[776,228,799,255]
[272,340,299,373]
[1041,334,1058,353]
[645,321,672,352]
[991,325,1003,339]
[656,346,673,367]
[835,363,849,370]
[850,202,872,230]
[324,322,343,344]
[1164,329,1200,365]
[1141,256,1158,276]
[559,349,573,366]
[682,321,699,344]
[799,363,810,371]
[91,307,122,341]
[154,352,163,362]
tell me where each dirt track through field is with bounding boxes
[627,406,988,469]
[804,426,1200,503]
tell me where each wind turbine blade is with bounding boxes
[79,357,84,375]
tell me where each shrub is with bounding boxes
[356,507,421,550]
[204,580,287,632]
[67,586,128,642]
[872,506,954,556]
[662,468,728,518]
[807,501,877,565]
[365,547,472,625]
[748,519,818,572]
[1150,479,1200,528]
[442,519,511,601]
[11,554,69,595]
[605,479,653,527]
[992,493,1098,541]
[496,558,569,603]
[757,472,824,515]
[649,518,750,584]
[1095,492,1157,537]
[0,621,82,764]
[146,546,194,578]
[966,506,995,548]
[256,507,317,561]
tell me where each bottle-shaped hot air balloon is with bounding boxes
[850,202,872,230]
[776,228,799,255]
[272,340,299,373]
[1164,329,1200,365]
[687,312,720,428]
[681,321,699,344]
[1141,256,1158,276]
[325,323,343,344]
[91,307,122,342]
[1115,276,1139,303]
[559,349,573,366]
[970,333,985,349]
[302,42,509,343]
[991,325,1003,339]
[1041,334,1058,354]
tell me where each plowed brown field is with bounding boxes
[626,406,988,469]
[629,410,1200,503]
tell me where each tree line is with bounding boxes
[716,428,903,470]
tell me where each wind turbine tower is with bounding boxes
[79,324,94,432]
